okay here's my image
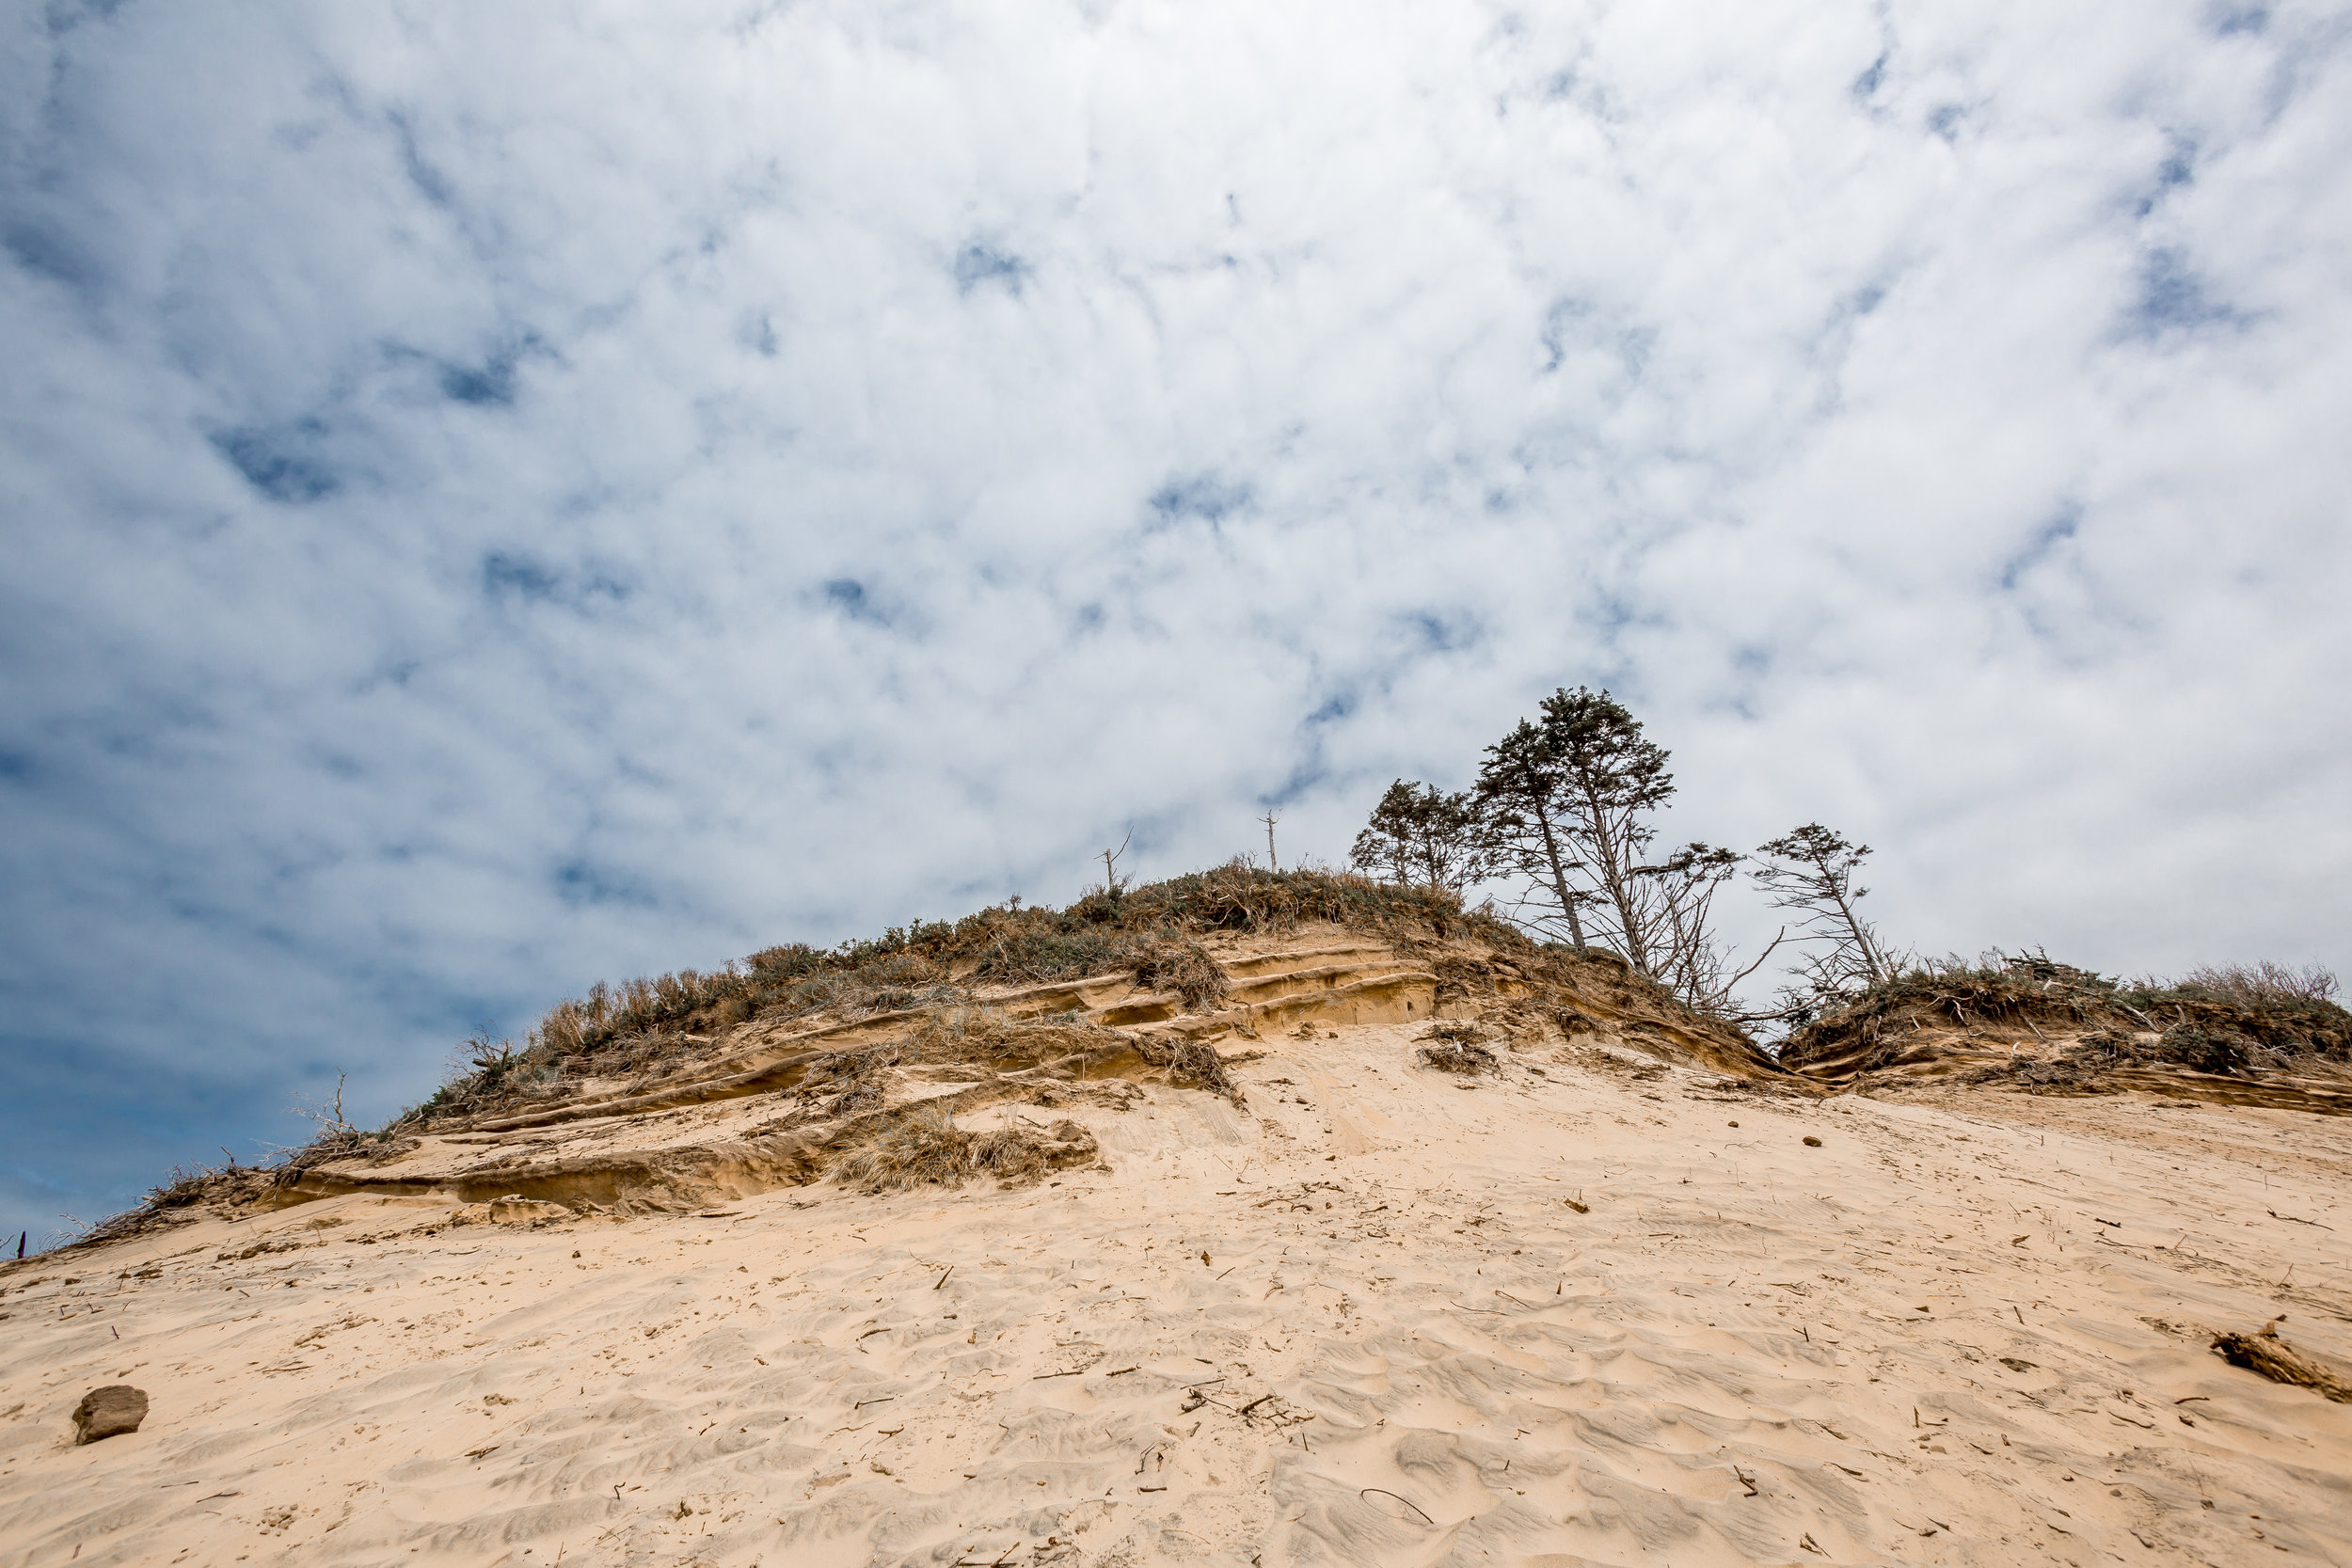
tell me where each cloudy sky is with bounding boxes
[5,0,2347,1244]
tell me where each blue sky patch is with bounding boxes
[822,578,896,626]
[1852,51,1889,101]
[1998,504,2081,591]
[953,244,1027,295]
[440,356,516,407]
[1149,473,1250,524]
[2127,246,2241,337]
[552,857,658,910]
[210,421,342,503]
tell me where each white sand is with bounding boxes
[5,1023,2350,1566]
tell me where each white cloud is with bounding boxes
[4,0,2348,1236]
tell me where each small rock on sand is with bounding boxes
[72,1386,148,1444]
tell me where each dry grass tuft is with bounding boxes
[830,1107,1100,1194]
[1130,935,1232,1011]
[907,1005,1129,1072]
[1416,1020,1499,1073]
[796,1038,908,1116]
[1143,1037,1239,1098]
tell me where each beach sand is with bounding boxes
[5,1022,2349,1565]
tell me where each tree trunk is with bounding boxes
[1531,806,1586,947]
[1582,789,1650,971]
[1832,887,1883,982]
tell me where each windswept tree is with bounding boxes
[1752,823,1894,1017]
[1542,688,1678,970]
[1474,687,1764,1019]
[1349,780,1491,892]
[1473,713,1591,945]
[1478,687,1677,962]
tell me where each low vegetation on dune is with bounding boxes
[74,863,1713,1245]
[1780,951,2352,1085]
[397,862,1672,1127]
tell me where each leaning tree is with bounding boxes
[1751,823,1896,1020]
[1474,687,1772,1015]
[1476,687,1678,962]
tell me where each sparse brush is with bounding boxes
[797,1038,907,1116]
[907,1005,1127,1070]
[144,1164,225,1211]
[861,952,948,988]
[831,1108,973,1192]
[966,926,1127,985]
[1419,1039,1499,1073]
[2153,1023,2253,1076]
[830,1106,1099,1194]
[1141,1037,1239,1097]
[1416,1021,1499,1073]
[534,966,756,1059]
[829,1077,890,1117]
[1552,1006,1600,1037]
[1130,935,1231,1010]
[907,1003,1015,1057]
[1785,948,2352,1078]
[2173,960,2340,1007]
[966,1125,1073,1185]
[772,965,958,1022]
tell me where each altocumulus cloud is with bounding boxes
[3,1,2348,1242]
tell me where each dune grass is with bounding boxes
[401,863,1498,1123]
[1780,950,2352,1077]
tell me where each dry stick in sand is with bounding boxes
[2210,1319,2352,1403]
[1359,1488,1436,1526]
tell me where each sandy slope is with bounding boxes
[5,1023,2350,1567]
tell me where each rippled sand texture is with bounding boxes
[6,1022,2350,1566]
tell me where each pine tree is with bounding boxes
[1348,780,1491,892]
[1476,688,1764,1015]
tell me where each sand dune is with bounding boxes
[7,1005,2351,1566]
